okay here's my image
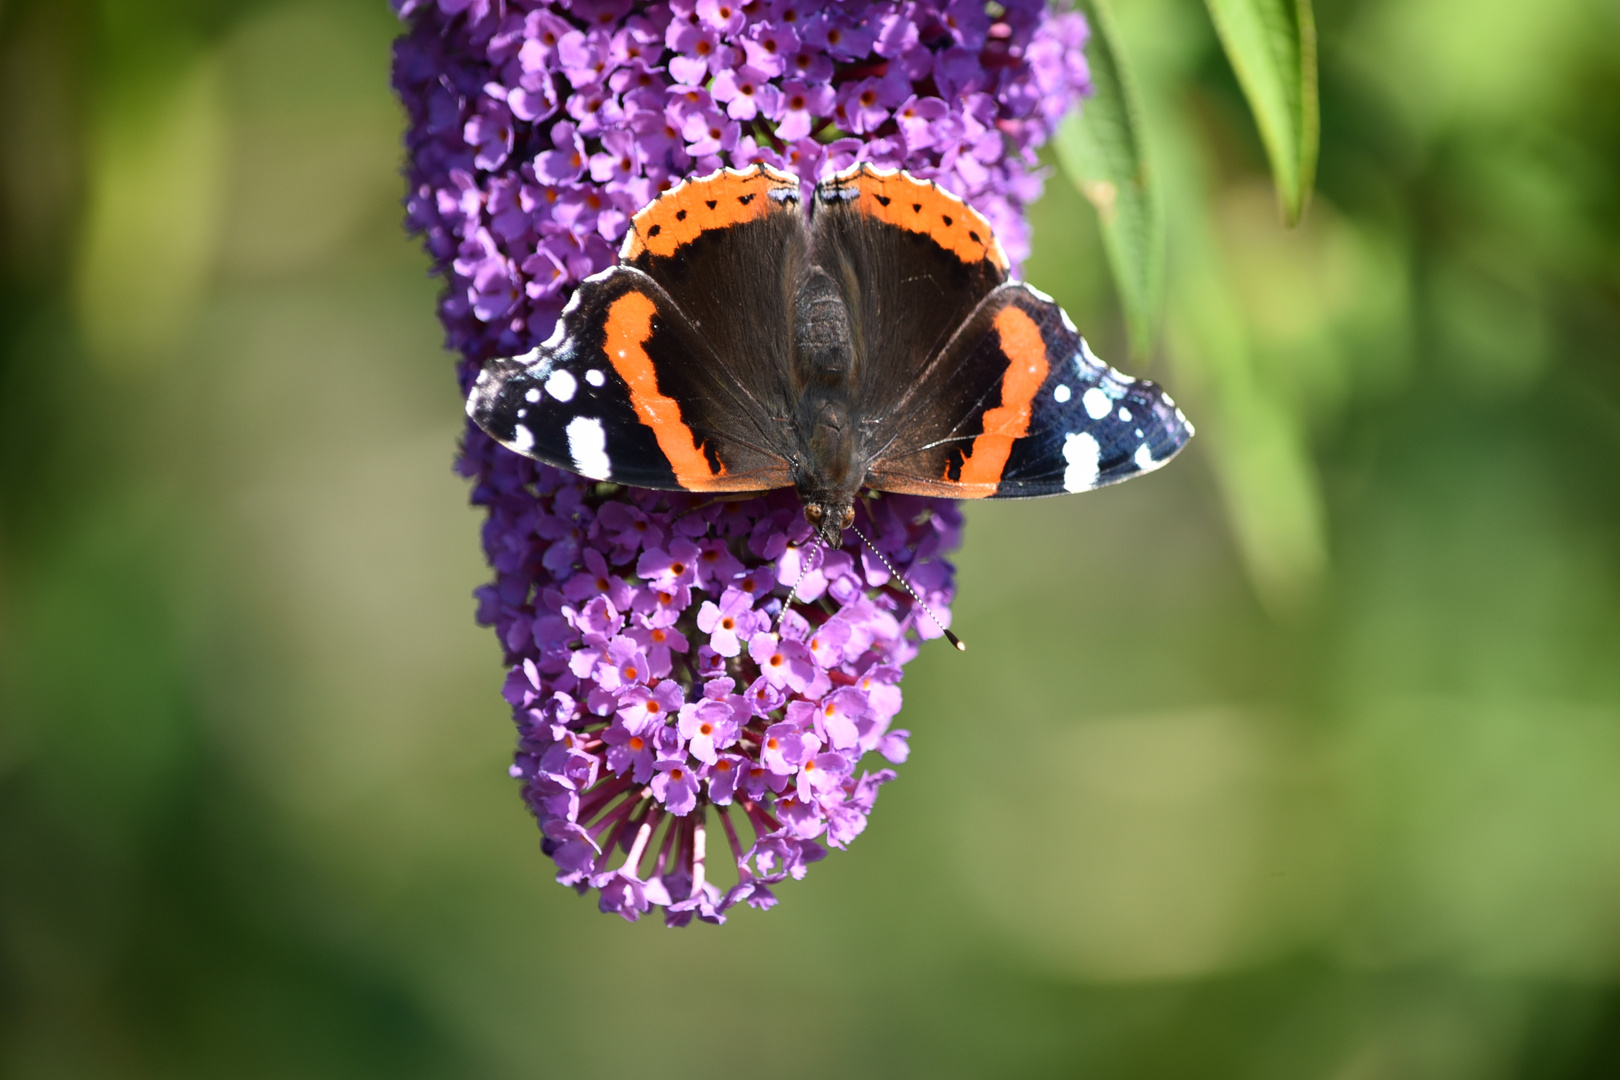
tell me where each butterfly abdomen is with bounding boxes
[791,266,854,388]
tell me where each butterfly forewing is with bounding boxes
[468,266,794,492]
[808,165,1007,436]
[620,166,807,426]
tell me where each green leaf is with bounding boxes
[1053,0,1163,361]
[1201,0,1319,225]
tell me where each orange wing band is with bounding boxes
[603,291,730,489]
[622,166,799,261]
[847,168,1008,272]
[952,305,1049,494]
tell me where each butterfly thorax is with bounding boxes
[791,265,861,545]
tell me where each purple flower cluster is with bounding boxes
[392,0,1091,921]
[485,471,962,922]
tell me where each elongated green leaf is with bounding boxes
[1053,0,1163,361]
[1202,0,1319,224]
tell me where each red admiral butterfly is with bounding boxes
[468,163,1192,548]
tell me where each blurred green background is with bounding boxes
[3,0,1619,1076]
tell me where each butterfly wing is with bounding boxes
[468,266,795,492]
[807,165,1008,434]
[864,283,1193,498]
[619,164,808,427]
[469,164,811,492]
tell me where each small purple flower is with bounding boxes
[603,719,659,781]
[652,759,701,815]
[394,0,1092,923]
[677,698,738,764]
[775,79,834,141]
[711,65,780,122]
[616,679,684,732]
[597,636,650,691]
[815,686,869,750]
[695,588,756,657]
[748,632,817,694]
[761,720,819,776]
[706,753,743,804]
[797,750,850,801]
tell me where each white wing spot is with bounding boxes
[512,425,535,453]
[1134,443,1154,470]
[1082,387,1111,420]
[525,388,541,403]
[566,416,612,479]
[1063,432,1101,492]
[545,369,578,402]
[1053,384,1071,403]
[1118,407,1132,422]
[585,369,605,386]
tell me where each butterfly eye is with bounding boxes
[805,505,824,523]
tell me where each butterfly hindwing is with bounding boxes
[467,266,795,492]
[993,289,1192,496]
[865,284,1192,498]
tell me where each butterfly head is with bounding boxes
[802,501,855,548]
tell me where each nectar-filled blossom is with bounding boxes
[393,0,1093,922]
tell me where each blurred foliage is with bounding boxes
[2,0,1619,1077]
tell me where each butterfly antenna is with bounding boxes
[849,522,965,651]
[775,539,820,633]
